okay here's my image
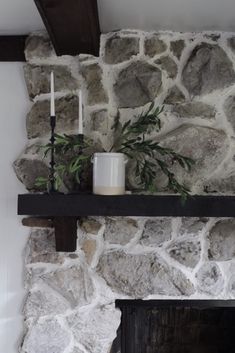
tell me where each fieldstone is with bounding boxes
[170,39,185,59]
[203,175,235,194]
[80,218,102,235]
[208,220,235,261]
[223,95,235,132]
[144,36,167,57]
[164,86,185,104]
[24,64,78,98]
[114,61,162,108]
[82,239,97,264]
[155,56,178,79]
[81,63,108,105]
[67,305,121,353]
[91,109,109,133]
[228,274,235,297]
[13,157,49,192]
[227,37,235,52]
[23,285,70,318]
[40,265,94,308]
[159,125,229,189]
[140,218,172,247]
[25,35,55,61]
[104,218,138,245]
[182,43,235,96]
[97,250,195,297]
[173,102,216,119]
[179,218,208,236]
[104,35,139,64]
[72,348,84,353]
[166,237,201,268]
[22,317,71,353]
[26,95,79,139]
[196,262,224,295]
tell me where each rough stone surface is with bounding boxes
[26,95,79,139]
[24,64,78,98]
[22,317,71,353]
[166,237,201,268]
[223,95,235,132]
[227,37,235,52]
[97,251,195,297]
[196,262,224,295]
[182,43,235,96]
[140,218,172,247]
[170,39,185,59]
[144,36,167,57]
[228,274,235,297]
[67,305,121,353]
[81,63,108,105]
[114,61,162,108]
[25,35,55,61]
[208,220,235,261]
[155,56,178,79]
[13,157,49,192]
[90,109,109,133]
[160,125,229,188]
[80,218,102,235]
[173,102,216,119]
[82,239,97,264]
[203,174,235,194]
[104,35,139,64]
[164,86,185,104]
[104,218,138,245]
[179,218,208,236]
[40,266,94,308]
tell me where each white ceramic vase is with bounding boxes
[92,152,126,195]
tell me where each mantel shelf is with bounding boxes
[17,194,235,252]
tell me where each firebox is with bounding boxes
[110,300,235,353]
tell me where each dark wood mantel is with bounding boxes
[18,193,235,252]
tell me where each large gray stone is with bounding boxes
[25,35,55,61]
[203,174,235,194]
[144,36,167,58]
[13,157,49,192]
[104,218,138,245]
[24,64,78,98]
[196,262,224,295]
[179,218,208,236]
[173,102,216,119]
[228,274,235,297]
[170,39,185,59]
[40,265,94,308]
[182,43,235,96]
[80,218,102,235]
[114,61,162,108]
[81,63,108,105]
[26,95,79,139]
[166,237,201,268]
[223,95,235,132]
[104,35,139,64]
[227,37,235,52]
[140,218,172,247]
[164,86,185,104]
[155,56,178,79]
[160,125,229,189]
[22,317,71,353]
[208,220,235,261]
[97,250,195,297]
[90,109,109,133]
[67,305,121,353]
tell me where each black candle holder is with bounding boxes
[49,115,56,193]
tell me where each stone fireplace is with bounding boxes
[14,29,235,353]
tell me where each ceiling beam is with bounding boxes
[0,36,26,61]
[34,0,101,56]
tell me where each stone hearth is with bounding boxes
[15,30,235,353]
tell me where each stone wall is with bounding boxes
[15,30,235,353]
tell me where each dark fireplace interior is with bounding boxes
[111,300,235,353]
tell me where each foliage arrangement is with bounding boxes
[36,103,194,199]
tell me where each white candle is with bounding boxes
[50,71,55,116]
[78,89,83,134]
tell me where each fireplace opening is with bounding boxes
[111,300,235,353]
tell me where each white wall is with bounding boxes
[0,63,29,353]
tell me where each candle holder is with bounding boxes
[49,115,56,193]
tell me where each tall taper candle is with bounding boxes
[50,71,55,116]
[78,89,83,134]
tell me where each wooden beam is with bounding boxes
[34,0,101,56]
[0,36,26,61]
